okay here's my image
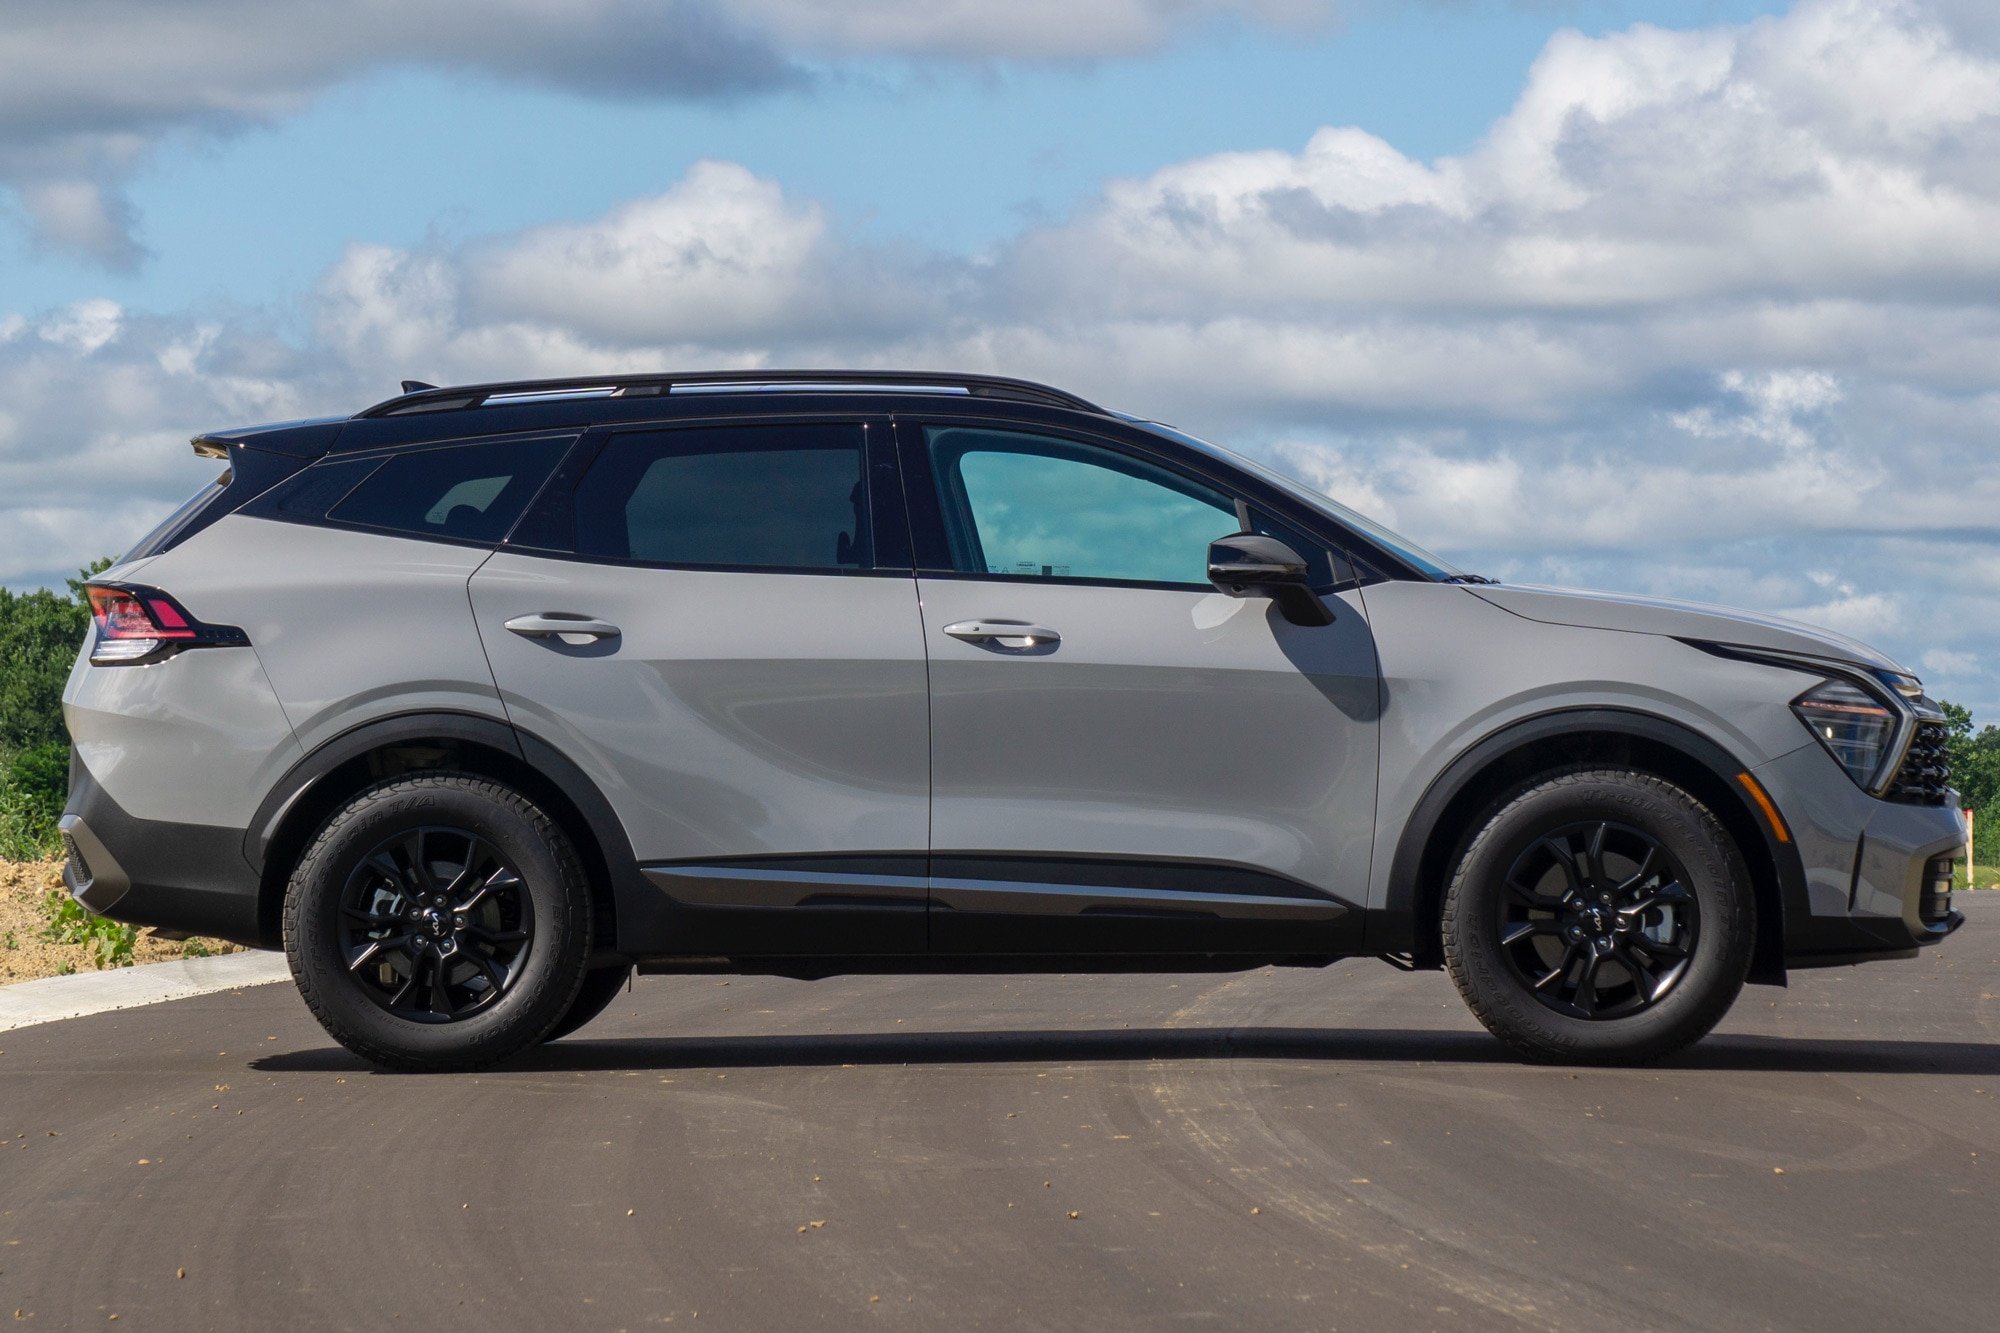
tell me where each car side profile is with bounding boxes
[59,371,1966,1070]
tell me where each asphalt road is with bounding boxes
[4,899,1998,1332]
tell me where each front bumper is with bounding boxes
[1760,743,1967,968]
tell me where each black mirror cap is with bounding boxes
[1207,533,1334,627]
[1208,532,1309,588]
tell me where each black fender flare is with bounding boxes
[1376,707,1807,985]
[245,710,658,955]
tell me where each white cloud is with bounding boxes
[472,162,834,345]
[37,299,124,355]
[14,180,145,269]
[733,0,1335,59]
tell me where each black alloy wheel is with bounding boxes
[1496,821,1698,1020]
[286,774,594,1072]
[1442,768,1753,1065]
[339,826,534,1023]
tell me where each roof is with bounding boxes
[357,370,1105,419]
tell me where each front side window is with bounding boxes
[925,427,1239,586]
[574,423,870,570]
[327,436,571,543]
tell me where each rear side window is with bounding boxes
[328,437,571,543]
[574,424,870,570]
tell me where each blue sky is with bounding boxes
[4,0,2000,719]
[2,1,1786,316]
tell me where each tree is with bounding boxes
[1941,700,2000,867]
[1941,701,2000,812]
[0,585,93,754]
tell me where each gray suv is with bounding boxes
[58,371,1966,1070]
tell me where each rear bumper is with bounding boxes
[59,751,267,948]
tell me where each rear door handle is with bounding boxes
[941,620,1061,649]
[504,613,621,644]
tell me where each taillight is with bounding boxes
[86,583,248,666]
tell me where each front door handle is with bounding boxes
[504,613,621,645]
[941,620,1061,649]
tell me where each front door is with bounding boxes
[901,420,1380,956]
[470,418,930,956]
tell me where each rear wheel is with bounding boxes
[284,774,593,1072]
[1442,768,1753,1065]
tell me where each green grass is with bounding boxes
[0,741,67,862]
[1957,862,2000,891]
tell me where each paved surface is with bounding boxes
[3,900,1998,1331]
[0,952,292,1033]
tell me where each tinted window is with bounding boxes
[269,456,383,517]
[328,437,570,542]
[574,424,870,570]
[926,427,1238,585]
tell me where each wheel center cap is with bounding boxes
[1581,905,1613,934]
[423,909,450,937]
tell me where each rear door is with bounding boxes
[470,417,931,956]
[900,419,1380,956]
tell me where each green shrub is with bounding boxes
[0,780,60,862]
[0,561,111,860]
[0,580,95,756]
[40,887,139,968]
[0,741,68,860]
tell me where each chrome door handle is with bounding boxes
[504,613,621,644]
[941,620,1061,648]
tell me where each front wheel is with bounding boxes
[284,774,594,1072]
[542,964,634,1043]
[1442,768,1754,1065]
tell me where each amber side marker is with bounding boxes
[1736,771,1792,844]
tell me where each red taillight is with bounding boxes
[88,587,158,638]
[85,583,247,665]
[144,597,194,635]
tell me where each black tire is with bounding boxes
[542,964,634,1042]
[283,773,593,1072]
[1442,768,1754,1065]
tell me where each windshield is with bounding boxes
[1129,421,1468,581]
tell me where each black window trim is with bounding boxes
[510,414,914,577]
[891,414,1374,594]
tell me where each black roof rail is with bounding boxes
[359,370,1104,418]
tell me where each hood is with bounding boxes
[1467,584,1908,675]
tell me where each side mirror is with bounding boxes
[1207,533,1335,627]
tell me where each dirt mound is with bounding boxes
[1,859,244,985]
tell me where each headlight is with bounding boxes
[1792,678,1900,790]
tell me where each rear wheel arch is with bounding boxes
[249,713,628,957]
[1381,709,1801,986]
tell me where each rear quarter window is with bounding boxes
[319,436,573,543]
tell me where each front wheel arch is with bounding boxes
[1381,710,1799,987]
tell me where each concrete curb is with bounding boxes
[0,950,293,1032]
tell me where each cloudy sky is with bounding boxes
[5,0,2000,715]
